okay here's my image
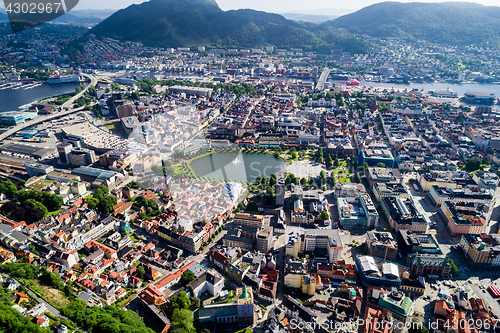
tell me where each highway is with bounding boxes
[316,68,331,91]
[0,74,98,141]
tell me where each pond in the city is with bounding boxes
[189,152,285,183]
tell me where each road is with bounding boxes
[316,68,331,91]
[0,74,98,141]
[470,281,500,318]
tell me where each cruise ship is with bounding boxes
[429,89,458,98]
[47,74,82,84]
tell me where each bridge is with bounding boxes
[0,74,98,141]
[315,68,331,91]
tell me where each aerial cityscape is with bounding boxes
[3,0,500,333]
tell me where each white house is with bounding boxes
[188,270,224,298]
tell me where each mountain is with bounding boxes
[323,2,500,47]
[91,0,367,53]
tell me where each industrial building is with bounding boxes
[61,123,127,153]
[169,85,213,98]
[24,162,54,177]
[0,111,37,126]
[58,144,97,166]
[67,148,97,166]
[0,142,56,160]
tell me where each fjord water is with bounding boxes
[0,82,82,112]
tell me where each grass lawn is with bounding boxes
[172,165,184,174]
[104,122,120,134]
[47,210,61,216]
[338,177,352,183]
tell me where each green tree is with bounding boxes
[334,158,340,167]
[64,283,73,297]
[327,155,333,168]
[237,202,245,211]
[0,180,18,197]
[320,210,329,221]
[376,162,386,168]
[191,297,201,309]
[180,270,195,286]
[247,201,258,211]
[465,157,482,172]
[87,198,99,210]
[136,265,145,280]
[354,173,361,183]
[168,291,191,316]
[25,199,48,217]
[300,178,307,186]
[97,196,117,214]
[93,185,109,201]
[482,157,490,165]
[448,259,458,275]
[266,186,273,196]
[151,165,164,176]
[0,304,49,333]
[171,308,195,333]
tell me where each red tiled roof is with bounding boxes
[154,261,196,290]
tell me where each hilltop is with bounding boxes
[323,2,500,47]
[90,0,367,53]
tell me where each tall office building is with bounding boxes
[57,143,73,164]
[68,148,97,166]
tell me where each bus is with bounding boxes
[488,286,500,298]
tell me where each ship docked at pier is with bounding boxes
[47,74,83,84]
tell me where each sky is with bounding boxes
[73,0,500,14]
